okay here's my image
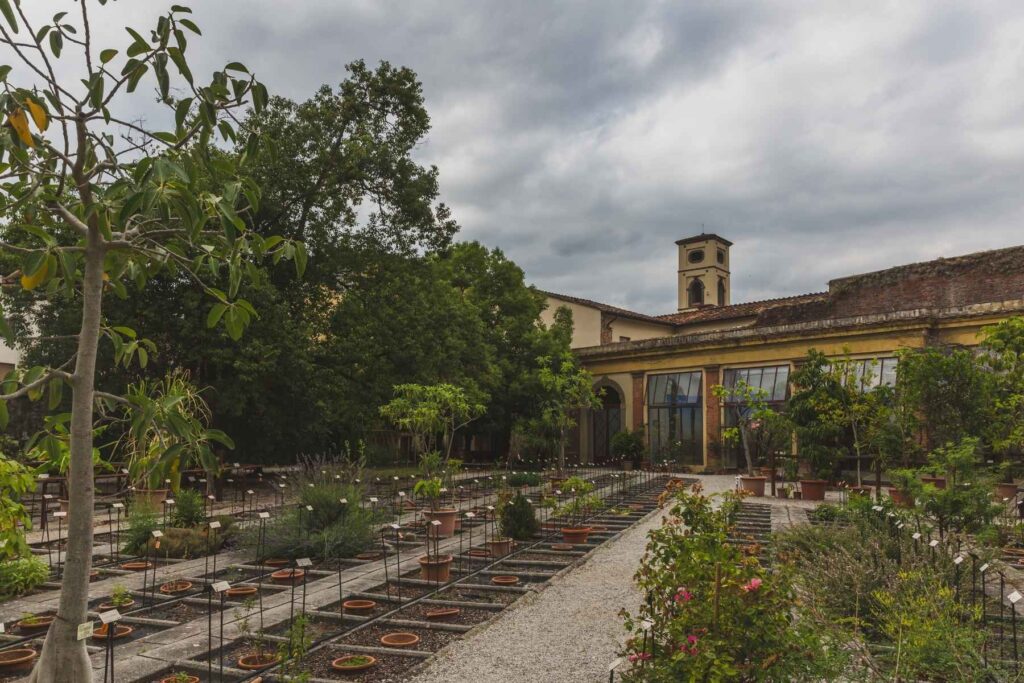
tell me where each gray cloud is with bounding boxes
[13,1,1024,314]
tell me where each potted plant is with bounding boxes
[15,612,54,635]
[234,598,280,670]
[415,475,457,537]
[558,491,602,544]
[159,672,200,683]
[888,468,920,508]
[332,654,377,673]
[500,492,540,541]
[610,428,645,471]
[99,584,135,611]
[920,462,947,490]
[418,552,454,581]
[159,578,193,595]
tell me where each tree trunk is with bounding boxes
[558,427,566,474]
[739,424,755,476]
[30,234,104,683]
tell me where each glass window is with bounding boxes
[722,365,790,402]
[827,357,898,392]
[688,249,704,264]
[647,372,704,466]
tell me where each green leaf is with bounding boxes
[224,62,248,73]
[206,429,235,449]
[47,376,63,411]
[294,241,308,277]
[251,82,268,111]
[0,0,18,34]
[99,48,118,63]
[49,30,62,58]
[167,47,192,85]
[206,303,226,328]
[174,97,192,129]
[0,400,8,430]
[111,326,136,339]
[179,18,201,34]
[0,65,11,81]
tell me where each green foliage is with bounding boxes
[713,380,790,475]
[169,488,206,529]
[0,454,34,560]
[917,438,1001,535]
[506,472,541,487]
[499,492,539,541]
[122,508,160,556]
[110,584,133,607]
[277,613,312,682]
[560,476,594,494]
[0,556,49,598]
[621,483,847,682]
[413,476,444,509]
[609,428,645,464]
[380,383,485,458]
[250,476,380,561]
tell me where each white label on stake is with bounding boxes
[39,474,50,480]
[465,512,475,519]
[0,622,4,633]
[207,495,215,500]
[305,505,313,511]
[209,521,221,530]
[954,555,965,565]
[112,502,124,509]
[212,581,230,593]
[77,621,93,641]
[981,563,990,573]
[247,490,255,495]
[99,610,121,624]
[296,557,313,567]
[164,499,175,506]
[912,532,921,540]
[53,511,67,519]
[486,505,495,511]
[390,523,401,530]
[258,511,270,519]
[151,530,163,538]
[339,498,348,505]
[929,539,940,547]
[279,484,286,488]
[1010,591,1023,604]
[872,506,883,512]
[399,492,406,497]
[640,618,653,632]
[608,657,622,671]
[234,462,241,468]
[431,520,442,526]
[370,497,379,503]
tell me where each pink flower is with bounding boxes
[687,635,699,645]
[674,587,693,602]
[741,577,763,593]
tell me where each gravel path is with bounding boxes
[407,507,667,683]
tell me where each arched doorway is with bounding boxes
[592,384,623,465]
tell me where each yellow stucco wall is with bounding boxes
[608,317,673,343]
[541,296,603,348]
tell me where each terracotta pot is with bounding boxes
[799,479,828,501]
[453,517,463,532]
[89,570,100,581]
[120,561,152,571]
[160,676,200,683]
[739,475,767,497]
[15,616,54,634]
[422,508,458,537]
[486,538,514,556]
[491,575,520,586]
[380,632,420,648]
[237,652,281,670]
[0,648,38,673]
[263,558,289,568]
[160,580,193,595]
[342,599,376,614]
[921,475,947,490]
[271,568,305,585]
[467,548,491,558]
[98,599,135,611]
[92,624,133,640]
[332,655,377,672]
[355,551,383,561]
[59,499,71,514]
[996,482,1019,500]
[418,554,453,582]
[425,607,460,620]
[133,488,170,508]
[225,586,258,598]
[550,543,575,551]
[623,461,634,471]
[888,488,915,508]
[561,527,592,544]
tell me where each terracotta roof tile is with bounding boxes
[540,291,671,325]
[657,292,828,325]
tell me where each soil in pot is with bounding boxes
[561,527,592,544]
[303,648,419,682]
[92,624,134,640]
[340,623,456,652]
[15,616,54,635]
[332,654,378,673]
[0,648,37,674]
[418,554,453,582]
[120,561,153,571]
[996,482,1018,499]
[225,585,259,599]
[491,575,520,586]
[799,479,828,501]
[379,632,420,648]
[159,675,199,683]
[342,599,377,614]
[97,598,135,611]
[159,580,193,595]
[271,568,305,584]
[738,475,767,497]
[236,651,282,670]
[262,558,290,568]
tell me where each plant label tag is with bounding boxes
[187,476,195,482]
[929,539,940,547]
[112,502,124,509]
[247,490,254,495]
[165,499,175,506]
[234,462,241,468]
[555,490,563,495]
[608,657,622,671]
[207,494,215,500]
[296,557,313,567]
[99,610,121,624]
[393,476,400,481]
[390,523,401,530]
[305,505,313,511]
[871,506,883,512]
[199,479,207,484]
[465,512,476,519]
[0,622,5,633]
[258,511,270,519]
[209,521,221,530]
[212,581,230,594]
[1010,591,1023,604]
[227,479,234,484]
[370,497,379,503]
[280,474,288,479]
[486,505,495,511]
[308,483,314,488]
[339,498,348,505]
[887,512,895,517]
[151,530,163,538]
[39,474,50,480]
[279,484,286,488]
[954,555,964,565]
[912,532,921,540]
[980,563,990,573]
[641,618,653,632]
[77,621,93,641]
[53,511,67,518]
[43,493,53,499]
[430,520,442,526]
[398,492,406,497]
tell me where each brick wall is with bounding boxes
[631,372,644,431]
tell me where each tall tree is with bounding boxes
[0,4,299,679]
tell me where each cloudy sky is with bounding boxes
[18,1,1024,314]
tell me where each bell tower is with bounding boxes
[677,234,732,312]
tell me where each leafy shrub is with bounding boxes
[147,523,235,559]
[122,508,160,555]
[500,493,539,541]
[0,556,49,598]
[170,488,206,528]
[621,483,848,682]
[560,476,594,494]
[506,472,542,488]
[610,428,645,463]
[248,476,381,561]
